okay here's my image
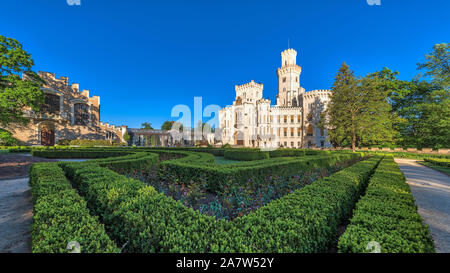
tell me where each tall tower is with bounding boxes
[276,49,302,106]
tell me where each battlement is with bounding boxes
[281,48,297,66]
[235,80,263,92]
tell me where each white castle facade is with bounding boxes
[218,48,332,149]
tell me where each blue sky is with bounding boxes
[2,0,449,128]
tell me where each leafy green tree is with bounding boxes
[141,122,153,129]
[384,44,450,148]
[161,120,174,130]
[0,35,44,127]
[326,63,395,151]
[417,43,449,89]
[0,128,19,146]
[123,131,130,144]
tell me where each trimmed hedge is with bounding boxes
[424,158,450,168]
[337,157,435,253]
[224,149,270,161]
[230,156,382,252]
[60,155,381,253]
[29,163,119,253]
[161,153,362,192]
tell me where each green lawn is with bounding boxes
[214,156,242,165]
[419,161,450,176]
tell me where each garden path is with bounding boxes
[395,158,450,253]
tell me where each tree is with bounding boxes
[326,63,360,151]
[161,120,174,130]
[141,122,153,129]
[0,36,44,127]
[417,43,449,89]
[123,131,130,144]
[326,62,395,151]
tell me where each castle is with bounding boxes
[6,71,127,146]
[219,48,332,148]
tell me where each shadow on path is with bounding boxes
[395,158,450,253]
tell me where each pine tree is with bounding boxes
[327,62,395,151]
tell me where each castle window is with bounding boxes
[297,115,301,122]
[283,77,286,83]
[290,115,294,123]
[307,113,312,122]
[307,125,314,137]
[298,141,301,147]
[320,128,325,136]
[296,77,298,82]
[74,103,89,126]
[284,115,287,123]
[290,128,294,137]
[42,93,60,114]
[283,128,287,137]
[291,142,294,147]
[297,127,301,136]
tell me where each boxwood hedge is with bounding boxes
[29,163,118,253]
[337,156,435,253]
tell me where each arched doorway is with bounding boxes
[234,131,244,146]
[40,123,55,146]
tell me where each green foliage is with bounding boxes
[29,163,118,253]
[338,157,435,253]
[0,128,19,146]
[224,149,269,161]
[64,139,124,146]
[123,131,130,143]
[327,63,395,150]
[0,35,44,127]
[161,120,174,130]
[141,122,153,129]
[424,157,450,168]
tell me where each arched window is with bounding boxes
[307,125,314,136]
[74,103,89,125]
[42,93,60,114]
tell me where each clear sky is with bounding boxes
[2,0,449,129]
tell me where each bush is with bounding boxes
[61,154,381,253]
[0,129,19,146]
[337,157,435,253]
[29,163,118,253]
[161,153,362,192]
[230,156,382,252]
[424,158,450,168]
[224,149,269,161]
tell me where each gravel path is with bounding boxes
[0,154,80,253]
[0,177,32,253]
[395,158,450,253]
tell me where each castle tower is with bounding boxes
[276,49,302,107]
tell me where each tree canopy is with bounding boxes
[0,35,44,127]
[326,43,449,149]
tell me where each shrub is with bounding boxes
[0,129,19,146]
[61,154,381,253]
[230,156,382,252]
[224,149,270,161]
[29,163,118,253]
[337,157,435,253]
[424,158,450,168]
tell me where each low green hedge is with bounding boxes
[60,155,381,253]
[230,156,382,252]
[31,150,133,158]
[424,158,450,168]
[224,149,270,161]
[161,153,362,192]
[29,163,118,253]
[337,157,435,253]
